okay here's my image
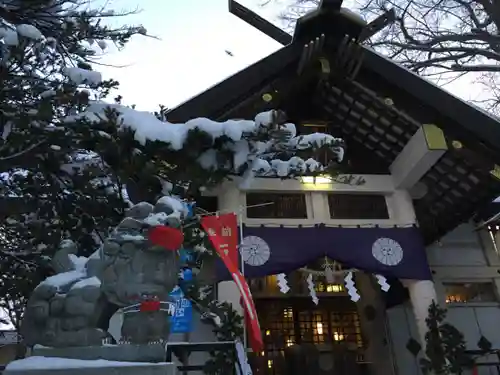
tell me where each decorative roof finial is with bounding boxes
[319,0,343,11]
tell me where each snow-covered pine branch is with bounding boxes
[64,102,345,190]
[0,0,149,168]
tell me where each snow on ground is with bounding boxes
[6,357,169,370]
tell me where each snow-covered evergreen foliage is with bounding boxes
[0,0,146,329]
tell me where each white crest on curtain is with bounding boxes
[371,237,404,266]
[239,236,271,266]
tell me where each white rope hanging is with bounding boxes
[324,266,336,284]
[375,274,391,292]
[276,273,290,293]
[299,256,356,278]
[306,274,319,305]
[344,271,360,302]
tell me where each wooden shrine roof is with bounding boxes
[166,0,500,245]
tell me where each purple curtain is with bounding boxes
[216,225,431,281]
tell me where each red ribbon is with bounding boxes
[140,300,161,312]
[148,226,184,251]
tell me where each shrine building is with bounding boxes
[166,1,500,374]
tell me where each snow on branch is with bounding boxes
[65,102,345,188]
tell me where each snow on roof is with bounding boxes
[6,357,169,370]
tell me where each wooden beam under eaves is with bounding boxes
[229,0,395,45]
[359,9,395,41]
[228,0,292,45]
[390,124,448,189]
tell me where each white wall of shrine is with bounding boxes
[388,223,500,375]
[212,174,415,226]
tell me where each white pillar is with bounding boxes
[217,281,244,315]
[216,183,244,315]
[405,279,438,346]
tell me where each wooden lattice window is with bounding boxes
[328,194,389,219]
[246,193,307,219]
[297,310,363,348]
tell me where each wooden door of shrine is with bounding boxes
[249,296,369,375]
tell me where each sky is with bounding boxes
[95,0,488,114]
[97,0,285,111]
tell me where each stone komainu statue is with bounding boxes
[21,198,186,348]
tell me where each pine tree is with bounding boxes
[420,301,474,375]
[0,0,146,329]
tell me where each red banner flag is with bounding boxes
[201,215,263,353]
[200,214,238,267]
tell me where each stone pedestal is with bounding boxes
[31,344,166,363]
[4,345,176,375]
[3,357,177,375]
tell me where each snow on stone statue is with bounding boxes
[21,197,187,347]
